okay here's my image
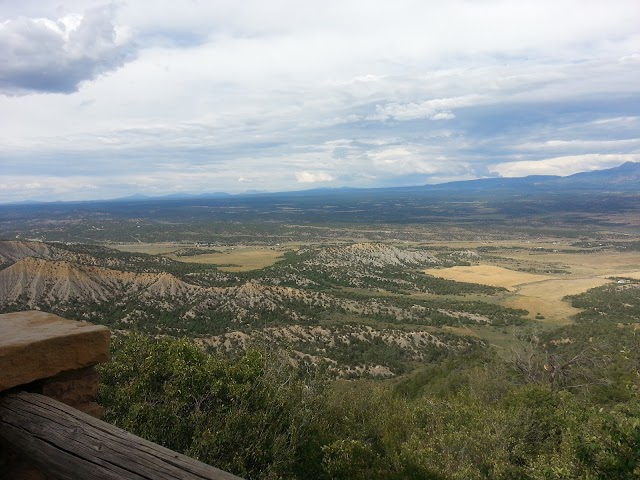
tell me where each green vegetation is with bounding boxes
[3,190,640,478]
[100,335,640,479]
[566,279,640,324]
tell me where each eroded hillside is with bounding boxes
[0,239,529,376]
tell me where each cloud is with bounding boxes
[490,154,640,177]
[1,1,640,200]
[515,138,640,153]
[295,171,336,183]
[370,95,485,121]
[0,5,134,94]
[368,147,443,175]
[0,174,100,202]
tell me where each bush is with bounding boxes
[99,334,327,479]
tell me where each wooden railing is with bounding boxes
[0,311,242,479]
[0,391,242,480]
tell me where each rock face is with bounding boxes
[314,243,440,268]
[0,310,110,391]
[0,257,195,306]
[0,257,123,305]
[0,240,57,264]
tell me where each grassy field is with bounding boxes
[111,243,286,271]
[423,244,640,325]
[444,324,536,355]
[167,246,284,271]
[424,265,553,290]
[491,250,640,277]
[426,264,615,325]
[501,277,612,325]
[111,242,183,255]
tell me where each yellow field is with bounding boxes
[424,265,553,290]
[168,247,284,271]
[422,239,640,325]
[501,277,611,324]
[426,263,616,325]
[488,250,640,277]
[111,243,285,271]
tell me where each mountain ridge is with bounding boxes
[2,162,638,206]
[429,161,640,192]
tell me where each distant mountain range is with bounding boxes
[114,192,232,201]
[429,161,640,193]
[108,161,640,201]
[2,162,638,206]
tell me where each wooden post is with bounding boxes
[0,391,242,480]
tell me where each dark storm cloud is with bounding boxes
[0,5,134,94]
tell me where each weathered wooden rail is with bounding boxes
[0,391,242,480]
[0,311,243,479]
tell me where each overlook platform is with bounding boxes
[0,310,241,479]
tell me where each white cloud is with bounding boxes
[371,95,486,121]
[0,174,99,202]
[490,154,640,177]
[368,147,443,175]
[432,111,456,120]
[1,1,640,199]
[0,5,134,94]
[295,171,336,183]
[515,138,640,153]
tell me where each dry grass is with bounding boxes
[110,243,285,271]
[424,265,553,290]
[111,243,181,255]
[425,263,616,325]
[611,271,640,279]
[501,277,612,325]
[496,251,640,277]
[168,247,284,271]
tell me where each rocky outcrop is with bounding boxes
[189,282,334,320]
[313,242,441,268]
[0,257,195,306]
[0,240,58,264]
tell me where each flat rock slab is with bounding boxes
[0,311,110,391]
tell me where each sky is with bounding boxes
[1,0,639,202]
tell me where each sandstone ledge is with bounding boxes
[0,311,110,391]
